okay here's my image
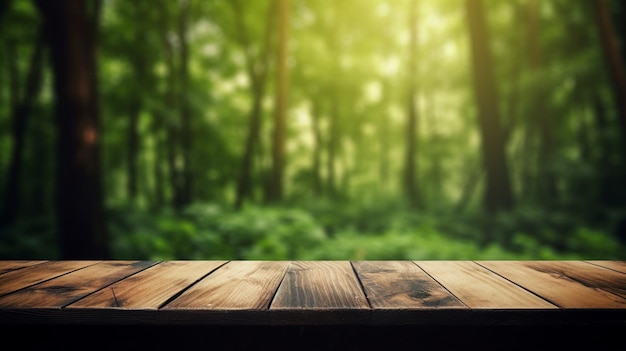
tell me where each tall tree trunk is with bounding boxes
[35,0,109,259]
[158,0,183,210]
[127,99,140,200]
[267,0,290,203]
[465,0,514,212]
[1,25,45,226]
[594,0,626,209]
[426,93,442,206]
[594,0,626,149]
[404,0,419,208]
[151,112,165,210]
[527,0,557,205]
[125,2,149,202]
[178,0,192,207]
[326,89,339,198]
[233,0,273,210]
[378,77,391,196]
[310,98,323,196]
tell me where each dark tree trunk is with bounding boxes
[594,0,626,148]
[593,0,626,208]
[378,78,391,195]
[152,112,166,210]
[125,2,150,202]
[127,99,140,200]
[404,0,419,208]
[310,98,323,196]
[158,0,183,210]
[527,0,557,205]
[1,25,45,226]
[465,0,514,212]
[233,0,273,210]
[35,0,109,259]
[177,0,192,207]
[426,93,442,206]
[326,90,339,199]
[267,0,290,203]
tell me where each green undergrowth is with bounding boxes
[107,201,626,261]
[1,201,623,260]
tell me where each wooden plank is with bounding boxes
[534,261,626,299]
[68,261,227,309]
[271,261,369,309]
[0,261,155,308]
[352,261,465,309]
[0,260,47,275]
[416,261,557,309]
[478,261,626,308]
[0,261,99,297]
[586,260,626,274]
[164,261,288,310]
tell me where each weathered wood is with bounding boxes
[271,261,369,310]
[164,261,288,310]
[586,260,626,274]
[0,260,99,297]
[352,261,465,309]
[416,261,557,308]
[0,260,47,275]
[478,261,626,308]
[68,261,226,309]
[0,260,624,328]
[0,261,154,308]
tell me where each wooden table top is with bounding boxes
[1,260,625,326]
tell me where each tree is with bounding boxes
[177,0,193,207]
[1,19,45,226]
[403,0,419,208]
[233,0,274,210]
[34,0,109,259]
[523,0,557,205]
[594,0,626,151]
[465,0,514,212]
[266,0,290,203]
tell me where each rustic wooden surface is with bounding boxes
[0,260,624,326]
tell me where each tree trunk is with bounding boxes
[527,0,557,205]
[267,0,290,203]
[158,0,183,210]
[594,0,626,148]
[465,0,514,212]
[310,98,323,196]
[233,0,273,210]
[178,0,192,207]
[1,25,45,226]
[35,0,109,259]
[326,90,339,198]
[127,98,140,200]
[403,0,419,208]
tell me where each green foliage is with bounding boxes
[106,202,625,261]
[1,0,625,260]
[108,203,327,260]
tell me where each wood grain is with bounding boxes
[535,261,626,298]
[271,261,369,310]
[0,261,155,308]
[478,261,626,308]
[353,261,465,309]
[0,260,47,275]
[585,260,626,274]
[164,261,288,310]
[68,261,226,309]
[416,261,557,309]
[0,261,99,297]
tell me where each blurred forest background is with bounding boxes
[1,0,626,260]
